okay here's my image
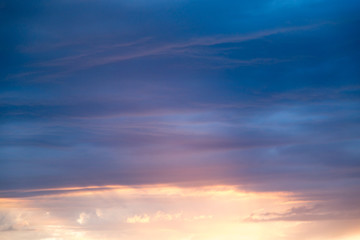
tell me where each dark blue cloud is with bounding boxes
[0,0,359,211]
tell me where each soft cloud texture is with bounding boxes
[1,0,360,239]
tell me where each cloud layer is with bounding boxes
[1,0,360,239]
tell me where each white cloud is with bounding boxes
[126,214,150,224]
[76,212,90,225]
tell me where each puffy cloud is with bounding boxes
[76,212,90,225]
[126,214,150,224]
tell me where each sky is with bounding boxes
[1,0,360,239]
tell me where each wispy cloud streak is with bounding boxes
[31,24,321,72]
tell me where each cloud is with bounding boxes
[126,214,150,224]
[245,205,340,222]
[77,212,90,225]
[1,185,359,240]
[0,211,32,232]
[27,24,321,75]
[1,1,360,239]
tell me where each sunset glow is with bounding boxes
[1,0,360,239]
[3,185,358,240]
